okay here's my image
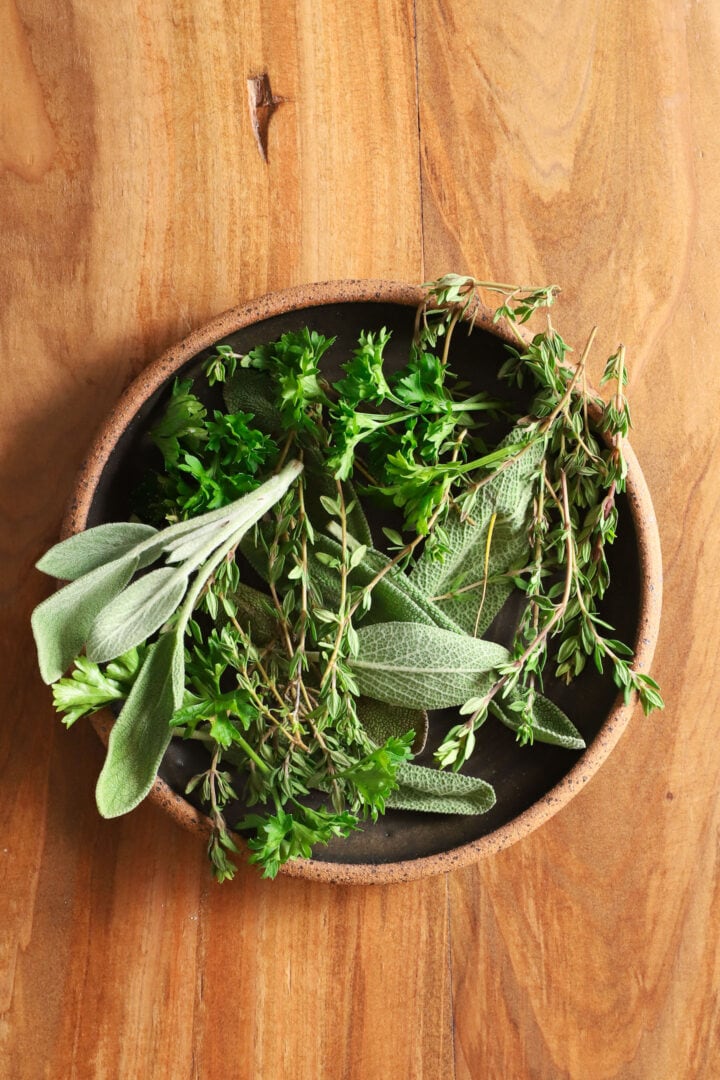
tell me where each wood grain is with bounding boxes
[1,0,717,1076]
[419,1,720,1076]
[0,0,57,180]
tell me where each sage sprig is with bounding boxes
[34,462,303,815]
[34,461,302,677]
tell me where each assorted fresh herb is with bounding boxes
[32,275,663,880]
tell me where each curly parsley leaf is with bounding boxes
[52,647,145,727]
[243,327,335,437]
[150,378,208,465]
[239,804,359,879]
[337,732,414,818]
[144,376,279,521]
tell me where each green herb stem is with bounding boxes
[320,480,349,689]
[232,730,271,775]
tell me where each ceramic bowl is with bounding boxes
[64,281,662,884]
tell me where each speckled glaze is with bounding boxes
[63,281,663,885]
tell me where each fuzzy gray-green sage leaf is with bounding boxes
[86,566,190,663]
[95,631,185,817]
[387,762,496,814]
[34,461,304,679]
[32,554,140,684]
[350,622,508,709]
[410,429,544,637]
[491,691,585,749]
[35,522,158,581]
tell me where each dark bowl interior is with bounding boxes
[86,300,640,866]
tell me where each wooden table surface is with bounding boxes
[2,2,718,1077]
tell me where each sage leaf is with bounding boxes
[427,517,531,638]
[350,622,508,709]
[32,553,139,684]
[95,631,185,817]
[86,462,303,663]
[357,697,428,754]
[410,429,543,635]
[386,762,496,815]
[490,692,586,749]
[86,567,189,663]
[306,535,466,633]
[36,522,158,581]
[482,431,546,522]
[33,465,302,684]
[161,521,228,565]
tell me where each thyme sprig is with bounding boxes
[416,277,662,770]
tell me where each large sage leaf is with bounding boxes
[85,466,305,662]
[410,430,544,636]
[357,698,428,754]
[36,522,158,581]
[32,554,139,684]
[350,622,508,709]
[425,517,532,638]
[490,691,586,749]
[387,762,496,814]
[161,521,229,565]
[37,464,303,585]
[86,567,189,663]
[95,631,185,817]
[306,535,466,633]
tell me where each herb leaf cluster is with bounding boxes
[33,275,663,880]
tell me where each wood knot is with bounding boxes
[247,72,285,163]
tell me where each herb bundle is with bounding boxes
[32,275,662,880]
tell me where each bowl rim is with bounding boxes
[63,279,663,885]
